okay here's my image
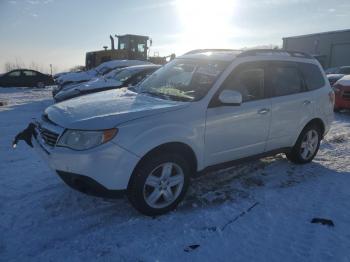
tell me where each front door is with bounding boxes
[204,62,271,167]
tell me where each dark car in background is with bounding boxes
[0,69,54,88]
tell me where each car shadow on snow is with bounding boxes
[42,151,348,220]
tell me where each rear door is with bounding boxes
[204,61,272,166]
[265,61,314,151]
[22,70,39,86]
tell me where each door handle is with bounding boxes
[258,108,270,115]
[303,100,311,105]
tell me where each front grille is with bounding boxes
[39,127,59,147]
[343,91,350,100]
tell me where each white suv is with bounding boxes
[32,50,334,216]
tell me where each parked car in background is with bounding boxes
[0,69,53,88]
[53,72,70,80]
[325,66,350,75]
[29,50,333,216]
[325,66,350,86]
[55,60,153,89]
[333,75,350,111]
[327,74,345,86]
[54,65,161,102]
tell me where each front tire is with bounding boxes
[127,153,190,216]
[286,124,321,164]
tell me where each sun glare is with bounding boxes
[176,0,237,53]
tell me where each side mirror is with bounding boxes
[218,90,242,106]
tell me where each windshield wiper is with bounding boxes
[140,90,191,102]
[140,90,166,99]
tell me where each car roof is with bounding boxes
[122,64,161,70]
[96,60,153,70]
[180,51,241,62]
[179,49,314,62]
[6,69,41,74]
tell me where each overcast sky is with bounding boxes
[1,0,350,73]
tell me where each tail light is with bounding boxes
[329,90,335,105]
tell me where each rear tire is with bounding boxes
[127,153,190,216]
[286,124,321,164]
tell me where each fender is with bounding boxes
[114,106,206,170]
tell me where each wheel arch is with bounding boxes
[128,142,198,189]
[304,118,326,138]
[292,118,326,147]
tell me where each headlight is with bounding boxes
[57,129,118,150]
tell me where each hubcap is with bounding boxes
[300,129,319,160]
[143,162,184,209]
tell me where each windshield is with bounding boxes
[94,63,120,75]
[114,69,140,82]
[104,68,123,79]
[138,58,229,101]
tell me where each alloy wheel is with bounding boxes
[143,162,185,209]
[300,129,319,160]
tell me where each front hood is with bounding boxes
[46,88,189,129]
[57,70,96,84]
[54,78,123,101]
[79,77,123,91]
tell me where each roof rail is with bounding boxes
[184,49,243,55]
[237,49,314,59]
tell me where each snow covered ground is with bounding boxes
[1,87,350,262]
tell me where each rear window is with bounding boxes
[298,63,325,90]
[270,65,303,97]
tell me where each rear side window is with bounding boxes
[269,63,303,97]
[298,63,325,90]
[220,62,265,102]
[23,70,37,76]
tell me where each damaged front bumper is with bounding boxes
[18,119,139,198]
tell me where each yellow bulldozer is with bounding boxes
[85,34,175,69]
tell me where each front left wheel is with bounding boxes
[127,153,190,216]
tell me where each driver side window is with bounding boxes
[220,63,265,102]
